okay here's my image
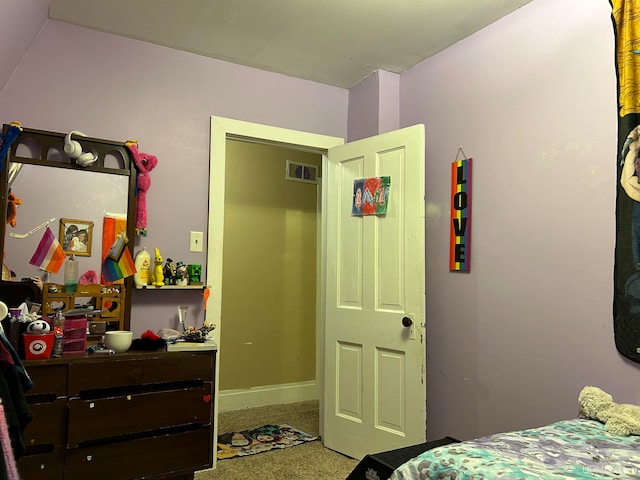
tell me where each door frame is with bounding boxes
[207,116,344,463]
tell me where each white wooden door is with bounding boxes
[323,125,426,460]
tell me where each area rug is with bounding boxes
[217,424,318,459]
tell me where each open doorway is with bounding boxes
[206,116,344,460]
[218,139,322,402]
[208,117,427,462]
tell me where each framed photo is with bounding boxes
[60,218,93,257]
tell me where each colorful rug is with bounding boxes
[217,424,318,459]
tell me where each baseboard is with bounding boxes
[217,380,318,412]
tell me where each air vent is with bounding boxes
[286,160,318,184]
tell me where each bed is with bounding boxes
[389,418,640,479]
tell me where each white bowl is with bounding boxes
[104,330,133,353]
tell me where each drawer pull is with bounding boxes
[90,402,95,409]
[39,464,46,470]
[127,395,132,400]
[86,455,93,461]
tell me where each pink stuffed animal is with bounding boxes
[125,141,158,237]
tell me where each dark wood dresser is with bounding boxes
[18,349,216,480]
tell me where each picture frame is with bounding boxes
[60,218,93,257]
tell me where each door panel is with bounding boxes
[376,347,406,435]
[324,125,425,459]
[338,156,364,308]
[337,341,363,420]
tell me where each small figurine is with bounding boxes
[187,264,202,284]
[175,261,188,286]
[152,247,164,287]
[163,258,176,285]
[6,191,22,227]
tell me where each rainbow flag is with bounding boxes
[29,226,66,273]
[102,235,136,282]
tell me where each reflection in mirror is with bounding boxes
[5,163,128,281]
[0,125,137,331]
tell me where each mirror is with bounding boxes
[0,125,137,330]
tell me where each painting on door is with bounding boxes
[351,176,390,216]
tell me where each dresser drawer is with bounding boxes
[27,364,67,397]
[23,400,67,448]
[67,353,214,394]
[18,447,65,480]
[64,427,212,480]
[67,383,213,446]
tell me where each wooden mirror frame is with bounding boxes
[0,125,137,330]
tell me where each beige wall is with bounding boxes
[220,140,322,390]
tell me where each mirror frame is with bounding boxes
[0,125,137,330]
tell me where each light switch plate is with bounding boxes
[189,231,203,252]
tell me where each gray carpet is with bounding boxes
[195,400,358,480]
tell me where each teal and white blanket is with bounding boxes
[390,419,640,479]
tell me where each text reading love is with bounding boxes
[449,158,472,271]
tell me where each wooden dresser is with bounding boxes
[18,349,216,480]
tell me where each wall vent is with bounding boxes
[286,160,318,184]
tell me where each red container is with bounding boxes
[23,333,54,360]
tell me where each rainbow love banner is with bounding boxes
[449,158,472,271]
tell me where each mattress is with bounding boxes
[389,419,640,479]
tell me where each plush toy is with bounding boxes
[152,247,164,287]
[26,319,50,335]
[79,270,99,285]
[0,122,22,172]
[125,141,158,237]
[6,192,22,227]
[130,329,166,351]
[578,386,640,436]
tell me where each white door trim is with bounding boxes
[207,116,344,466]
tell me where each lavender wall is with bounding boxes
[348,72,380,142]
[2,0,634,444]
[0,0,47,91]
[0,19,348,336]
[347,70,400,142]
[399,0,637,441]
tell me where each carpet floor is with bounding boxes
[195,400,359,480]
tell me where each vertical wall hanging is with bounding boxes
[612,2,640,363]
[449,148,472,272]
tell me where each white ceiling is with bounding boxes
[48,0,533,89]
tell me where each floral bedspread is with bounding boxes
[389,419,640,479]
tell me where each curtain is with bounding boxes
[612,0,640,362]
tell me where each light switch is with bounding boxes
[190,231,203,252]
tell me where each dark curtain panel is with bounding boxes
[612,0,640,362]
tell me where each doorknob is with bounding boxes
[401,316,413,328]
